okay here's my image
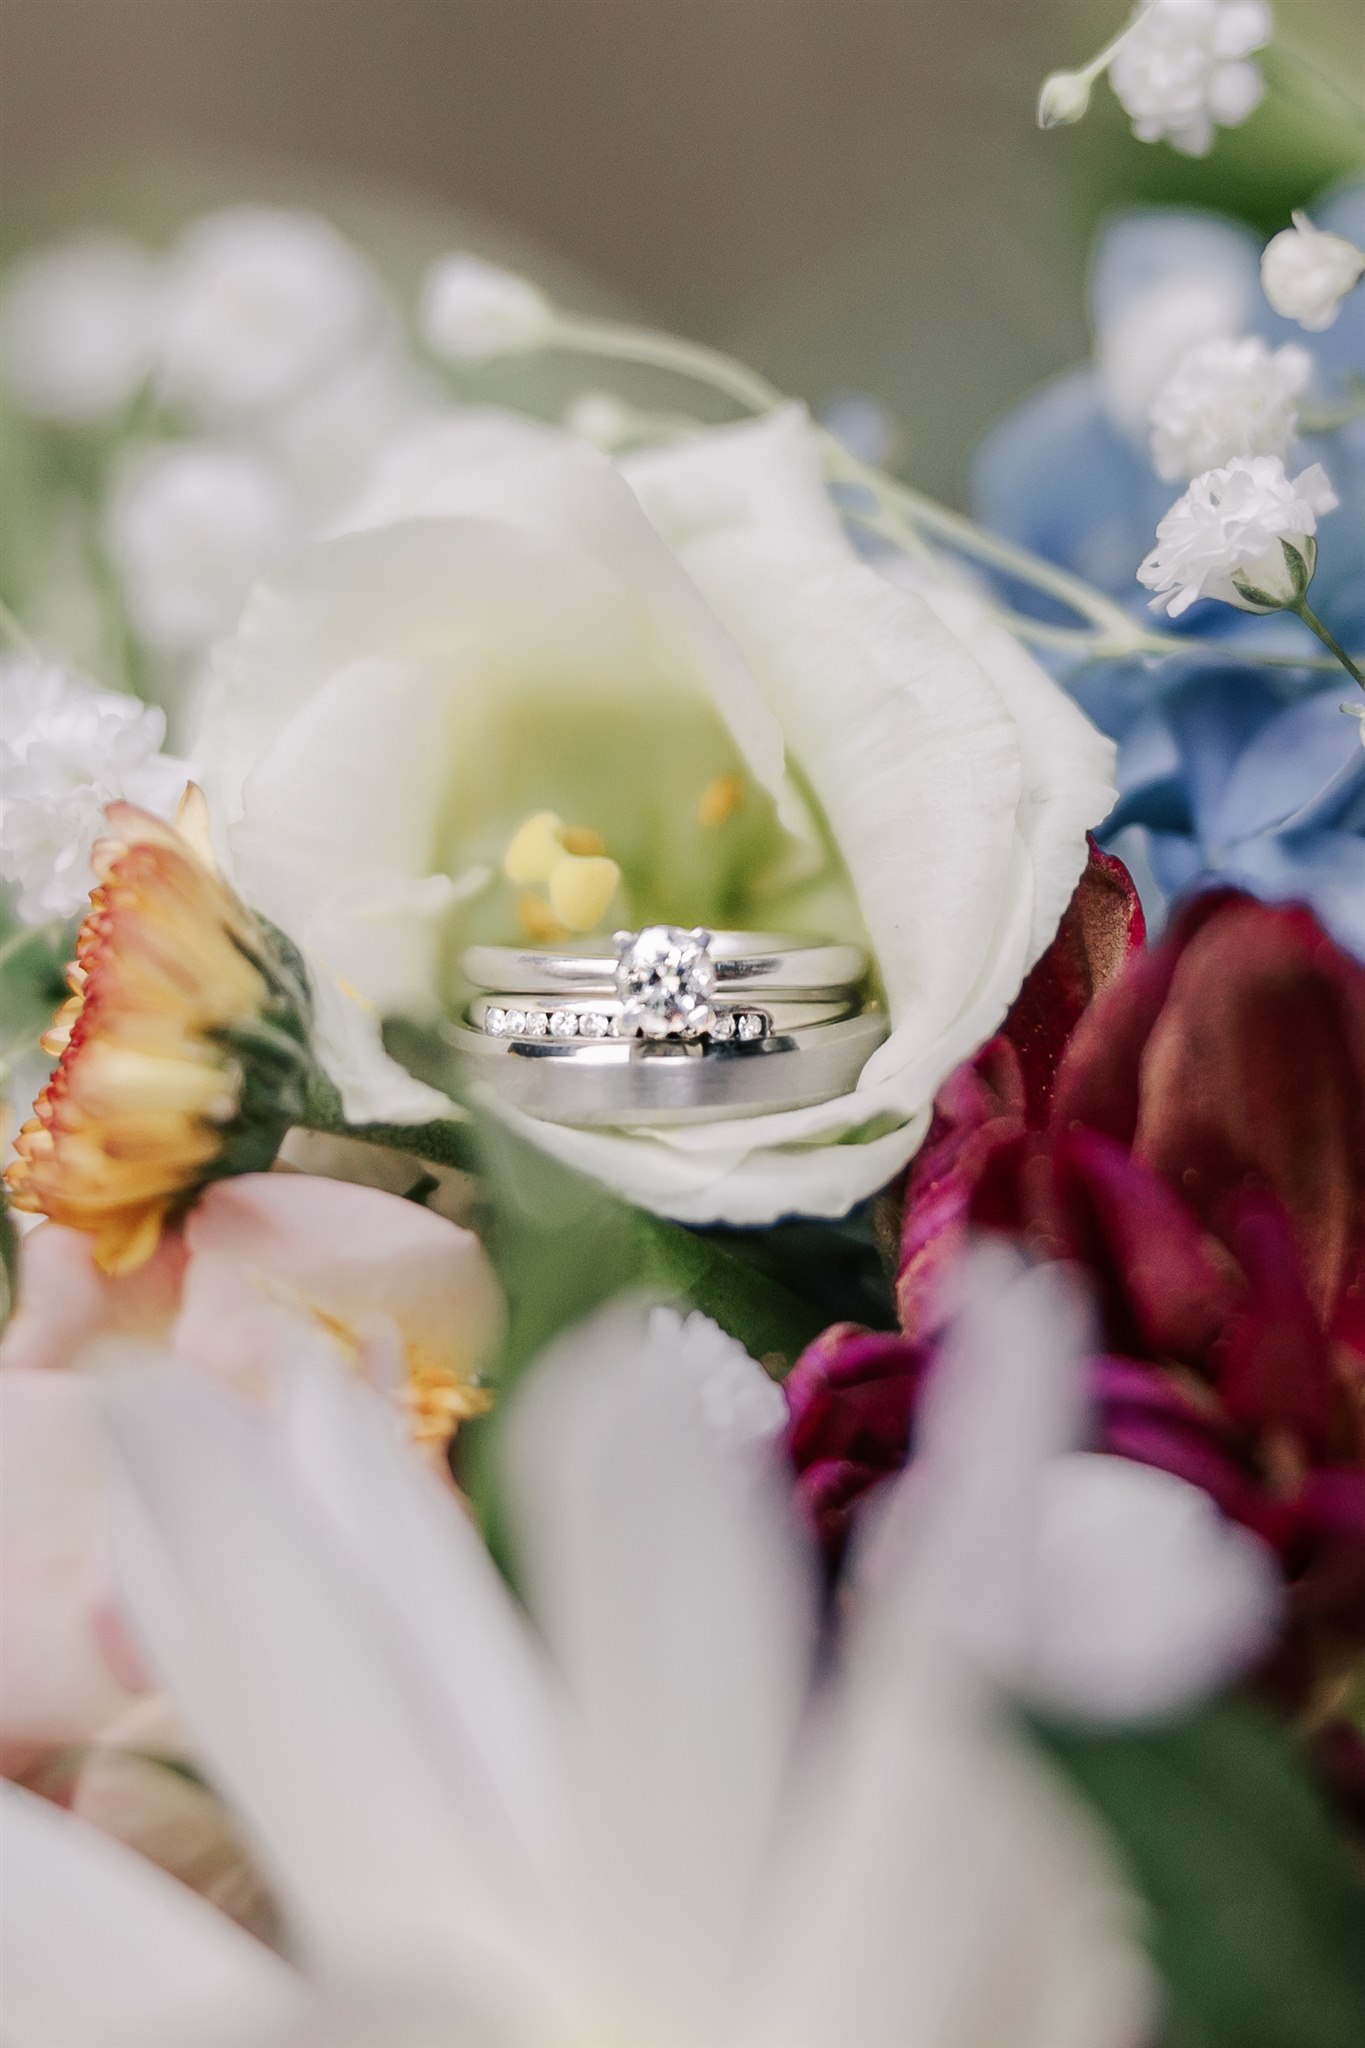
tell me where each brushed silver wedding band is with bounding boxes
[453,1008,888,1125]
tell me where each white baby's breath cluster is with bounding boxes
[1261,211,1365,331]
[1039,0,1272,157]
[1109,0,1271,155]
[103,441,299,653]
[0,207,438,668]
[1138,456,1337,617]
[0,654,189,923]
[1147,335,1312,480]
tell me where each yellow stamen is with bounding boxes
[503,810,566,886]
[560,824,607,857]
[698,771,745,829]
[516,892,567,944]
[548,853,621,933]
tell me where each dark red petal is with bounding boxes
[1046,1128,1242,1364]
[897,1042,1027,1341]
[1132,897,1365,1319]
[1212,1189,1342,1456]
[1000,837,1146,1121]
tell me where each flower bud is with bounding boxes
[1036,68,1093,129]
[1230,536,1316,615]
[419,253,551,365]
[1261,212,1365,333]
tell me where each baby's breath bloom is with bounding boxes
[157,207,381,419]
[0,656,188,924]
[419,253,552,363]
[0,234,159,422]
[1138,455,1337,617]
[1109,0,1271,157]
[1261,211,1365,331]
[4,793,313,1274]
[103,442,298,652]
[1147,335,1312,481]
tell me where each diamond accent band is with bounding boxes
[480,1003,769,1044]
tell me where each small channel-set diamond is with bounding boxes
[481,1003,769,1044]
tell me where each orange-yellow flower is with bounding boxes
[5,791,313,1275]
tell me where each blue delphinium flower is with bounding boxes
[972,182,1365,954]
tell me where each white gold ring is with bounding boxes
[463,924,868,1036]
[453,1006,888,1126]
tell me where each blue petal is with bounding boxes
[1306,179,1365,392]
[1106,710,1190,833]
[1088,208,1260,340]
[1166,671,1287,832]
[1207,691,1365,846]
[1212,831,1365,959]
[969,371,1164,603]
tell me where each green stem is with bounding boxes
[1291,596,1365,690]
[0,921,65,974]
[0,598,37,655]
[549,316,783,415]
[544,308,1365,677]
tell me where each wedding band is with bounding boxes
[452,1006,888,1126]
[467,994,858,1042]
[462,927,868,999]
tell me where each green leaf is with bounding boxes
[1040,1702,1365,2048]
[0,1189,17,1338]
[456,1113,828,1560]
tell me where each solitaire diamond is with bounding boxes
[615,925,716,1040]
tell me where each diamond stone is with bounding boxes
[522,1009,549,1037]
[578,1011,611,1039]
[737,1011,766,1042]
[615,925,716,1040]
[505,1008,528,1037]
[484,1006,509,1036]
[549,1009,579,1039]
[709,1011,736,1042]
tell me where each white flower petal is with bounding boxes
[101,1364,546,1985]
[1024,1452,1281,1720]
[501,1303,817,2038]
[0,1782,312,2048]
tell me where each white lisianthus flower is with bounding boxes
[156,207,382,419]
[0,655,189,923]
[196,406,1115,1224]
[0,234,160,423]
[1109,0,1271,157]
[1138,456,1338,617]
[1,1258,1172,2047]
[1147,335,1313,481]
[1261,210,1365,331]
[104,442,299,653]
[419,252,552,364]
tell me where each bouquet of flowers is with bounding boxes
[1,5,1363,2044]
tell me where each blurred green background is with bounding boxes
[1,0,1361,500]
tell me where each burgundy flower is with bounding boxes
[785,868,1365,1715]
[784,841,1144,1557]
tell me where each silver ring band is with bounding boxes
[468,994,857,1043]
[453,1007,888,1126]
[463,929,867,997]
